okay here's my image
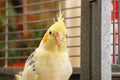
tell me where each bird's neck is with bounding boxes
[38,41,67,53]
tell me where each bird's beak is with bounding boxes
[55,32,64,46]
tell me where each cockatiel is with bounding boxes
[21,11,72,80]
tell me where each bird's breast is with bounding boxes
[35,51,72,80]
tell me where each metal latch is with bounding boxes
[89,0,96,2]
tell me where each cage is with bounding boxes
[1,0,119,80]
[112,0,120,79]
[0,0,80,80]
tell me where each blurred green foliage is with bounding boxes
[0,1,47,66]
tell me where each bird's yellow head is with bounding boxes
[40,12,67,52]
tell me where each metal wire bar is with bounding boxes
[67,45,80,48]
[0,68,80,75]
[7,38,42,43]
[113,0,116,64]
[0,54,81,60]
[0,26,80,35]
[111,33,118,35]
[67,26,81,29]
[0,56,28,60]
[0,35,80,43]
[0,45,80,51]
[0,0,67,11]
[8,56,28,59]
[67,36,81,38]
[0,16,80,27]
[0,47,35,51]
[69,55,80,57]
[111,54,118,56]
[0,28,47,35]
[118,0,120,64]
[0,56,80,61]
[0,18,53,27]
[3,38,40,43]
[111,21,118,24]
[111,44,118,45]
[5,0,8,68]
[0,0,5,2]
[0,6,81,18]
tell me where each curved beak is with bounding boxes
[55,32,64,46]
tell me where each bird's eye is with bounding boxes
[49,31,52,35]
[66,35,68,38]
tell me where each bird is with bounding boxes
[21,11,72,80]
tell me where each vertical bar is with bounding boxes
[91,1,101,80]
[113,0,116,64]
[100,0,112,79]
[91,0,112,80]
[23,0,27,32]
[58,0,61,16]
[5,0,8,68]
[81,0,91,80]
[118,0,120,64]
[81,0,111,80]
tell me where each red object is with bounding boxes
[111,0,119,64]
[8,63,25,68]
[111,1,118,21]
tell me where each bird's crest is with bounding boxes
[53,7,64,23]
[57,10,64,22]
[43,6,65,44]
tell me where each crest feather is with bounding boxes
[57,11,64,22]
[57,3,64,22]
[52,5,64,23]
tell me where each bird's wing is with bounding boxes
[22,51,40,80]
[24,51,36,67]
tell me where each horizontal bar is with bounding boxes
[8,47,35,51]
[111,54,118,56]
[0,26,80,35]
[0,29,47,35]
[0,38,41,43]
[112,65,120,72]
[7,35,80,43]
[8,56,28,59]
[69,55,80,57]
[68,45,80,48]
[5,9,58,17]
[0,18,53,27]
[0,57,5,60]
[111,22,118,24]
[0,0,67,11]
[0,16,81,27]
[111,44,119,45]
[0,47,35,51]
[111,33,118,35]
[0,45,80,51]
[0,6,81,18]
[1,64,120,75]
[0,1,58,10]
[0,67,80,75]
[0,54,80,60]
[0,56,28,60]
[65,16,81,19]
[0,0,5,2]
[67,36,81,38]
[0,68,23,75]
[7,28,47,34]
[0,35,80,43]
[7,38,42,43]
[112,72,120,77]
[67,26,81,29]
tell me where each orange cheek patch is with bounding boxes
[43,33,49,43]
